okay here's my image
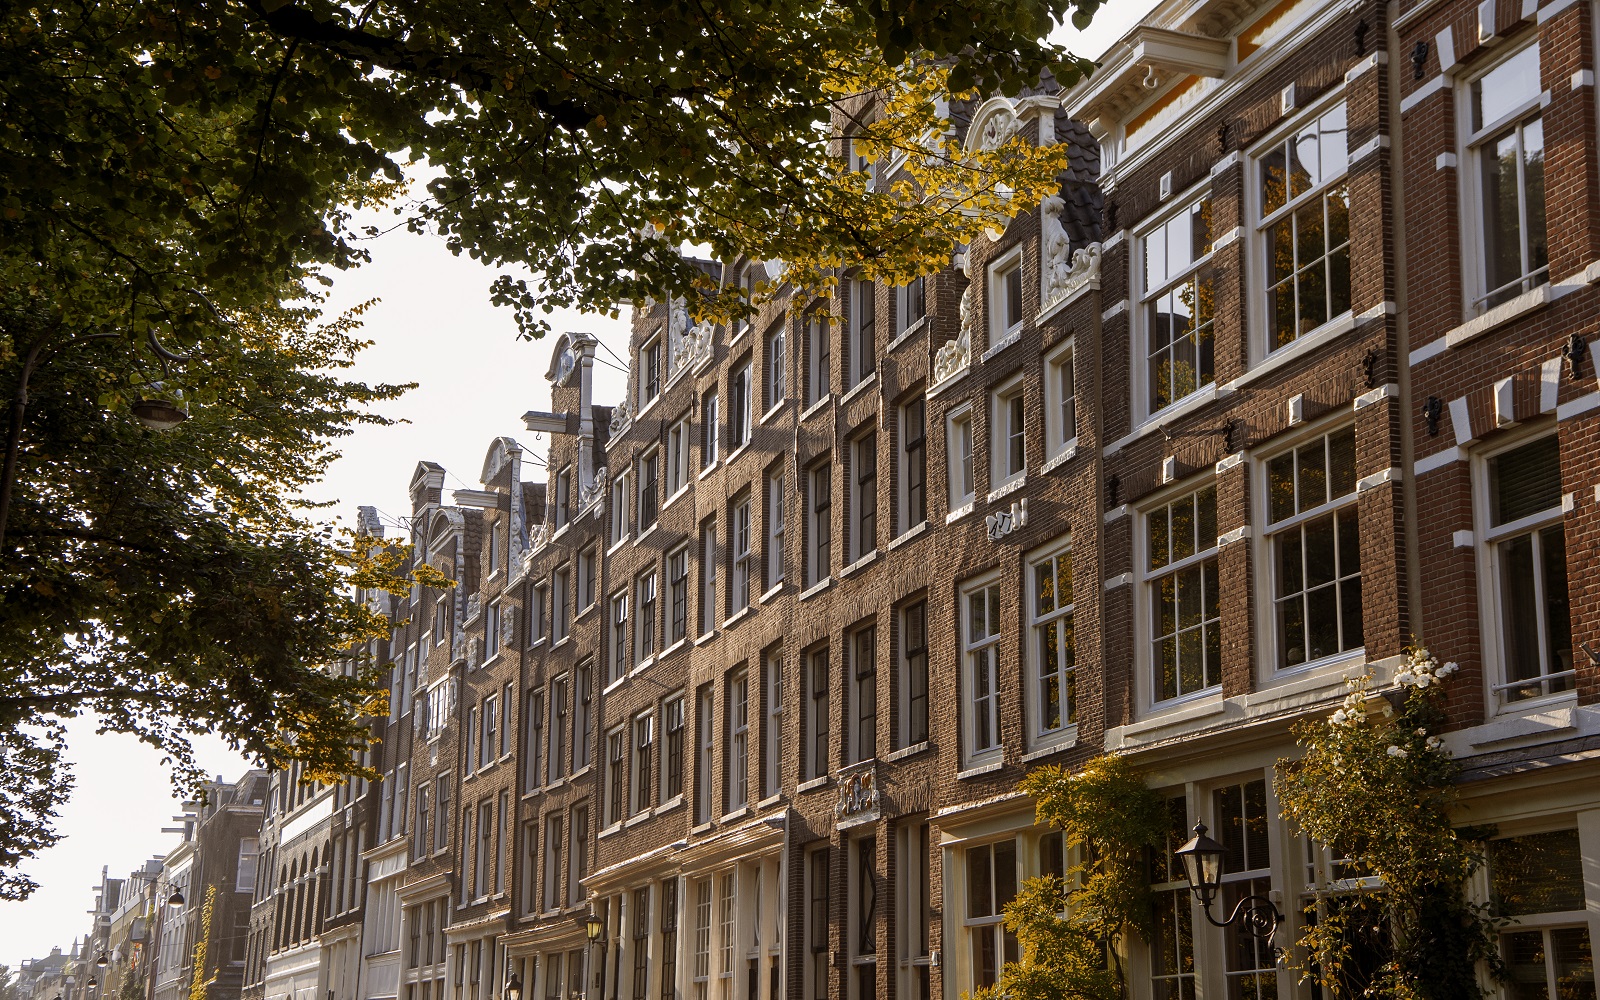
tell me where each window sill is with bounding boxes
[691,821,715,835]
[987,475,1026,504]
[551,635,572,651]
[633,522,662,548]
[840,372,878,406]
[625,812,651,829]
[597,823,623,841]
[725,441,752,466]
[574,603,597,624]
[635,396,660,423]
[1022,731,1079,763]
[839,549,879,578]
[888,317,928,353]
[757,793,784,809]
[1228,311,1358,394]
[759,582,785,604]
[699,460,721,481]
[1445,282,1561,351]
[551,522,572,544]
[694,629,717,646]
[798,577,833,601]
[981,328,1022,362]
[957,758,1004,779]
[801,395,832,421]
[884,741,930,763]
[1040,441,1079,475]
[660,637,688,659]
[723,605,754,628]
[1106,386,1220,456]
[607,536,631,558]
[602,673,627,696]
[797,776,831,793]
[887,522,928,551]
[720,806,750,823]
[663,484,692,512]
[729,327,749,349]
[946,500,976,524]
[629,655,656,677]
[760,401,788,425]
[656,795,685,816]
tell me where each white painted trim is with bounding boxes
[1355,384,1399,410]
[1453,530,1475,548]
[1103,504,1130,524]
[1349,133,1390,164]
[1103,572,1132,591]
[1218,525,1250,547]
[1210,151,1241,176]
[1411,336,1449,367]
[1414,446,1465,476]
[1346,52,1386,81]
[1450,396,1475,445]
[1557,391,1600,420]
[1102,299,1129,321]
[1215,451,1244,474]
[1436,152,1458,170]
[1356,467,1401,492]
[1210,225,1243,251]
[1573,69,1595,89]
[1540,357,1563,412]
[1401,76,1448,113]
[1445,282,1563,349]
[1537,0,1583,22]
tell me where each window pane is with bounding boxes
[1473,44,1542,131]
[1492,830,1585,916]
[1492,437,1562,525]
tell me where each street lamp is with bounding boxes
[503,974,521,1000]
[166,890,185,909]
[1174,821,1284,950]
[96,953,108,969]
[585,907,607,1000]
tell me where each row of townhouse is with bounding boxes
[237,0,1600,995]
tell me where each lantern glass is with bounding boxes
[1175,822,1225,905]
[585,914,604,942]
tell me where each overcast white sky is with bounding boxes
[0,5,1155,970]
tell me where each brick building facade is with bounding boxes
[225,0,1600,995]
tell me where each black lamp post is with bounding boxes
[585,909,606,999]
[1174,821,1285,951]
[503,974,521,1000]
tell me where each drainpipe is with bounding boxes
[1388,0,1425,640]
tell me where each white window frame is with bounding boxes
[804,645,830,781]
[638,448,661,531]
[895,822,931,999]
[731,264,759,340]
[1255,421,1363,676]
[804,847,830,1000]
[702,388,720,469]
[729,361,753,451]
[577,548,596,614]
[1249,97,1353,359]
[553,466,572,529]
[806,308,831,406]
[765,470,785,592]
[847,622,877,765]
[847,834,877,998]
[640,333,663,408]
[946,404,975,510]
[699,520,718,638]
[488,520,504,577]
[1459,40,1548,314]
[630,710,654,816]
[694,686,715,824]
[668,544,690,646]
[849,275,876,389]
[485,600,502,662]
[987,246,1025,346]
[666,414,691,499]
[807,462,832,585]
[849,431,877,563]
[610,470,632,546]
[961,838,1017,992]
[897,395,927,537]
[662,693,685,802]
[730,493,752,615]
[1026,537,1076,749]
[636,570,659,664]
[725,670,750,813]
[989,376,1026,493]
[960,575,1003,767]
[1138,479,1222,709]
[761,651,782,799]
[896,276,926,336]
[1135,191,1216,421]
[552,565,571,643]
[765,322,787,414]
[1042,340,1077,465]
[897,600,928,750]
[604,725,626,829]
[608,589,628,684]
[1472,428,1573,711]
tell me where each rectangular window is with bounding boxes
[805,646,830,780]
[851,277,876,387]
[766,323,787,412]
[481,694,498,769]
[554,466,572,529]
[1481,434,1571,704]
[694,685,715,824]
[962,580,1002,762]
[898,397,927,535]
[549,675,569,781]
[643,335,663,404]
[477,800,493,898]
[606,727,626,828]
[765,470,786,591]
[806,849,830,1000]
[413,784,430,858]
[1044,342,1076,459]
[574,663,593,771]
[718,874,736,993]
[693,878,713,1000]
[485,601,502,661]
[725,670,750,812]
[529,583,548,645]
[762,651,782,799]
[632,887,651,1000]
[578,547,597,612]
[637,570,659,662]
[434,595,450,647]
[659,880,680,1000]
[1469,44,1546,309]
[732,265,758,338]
[497,789,510,895]
[489,520,503,575]
[730,361,753,451]
[664,695,685,801]
[542,813,562,912]
[989,253,1024,341]
[808,463,832,584]
[1150,795,1195,1000]
[700,520,718,637]
[702,388,720,469]
[1259,103,1351,348]
[526,692,543,792]
[990,380,1026,488]
[731,493,752,614]
[899,601,928,749]
[1265,427,1362,669]
[639,449,661,529]
[236,838,260,893]
[1147,484,1221,702]
[1142,196,1215,413]
[806,308,831,406]
[849,624,877,764]
[567,805,588,907]
[897,277,926,334]
[553,566,571,642]
[611,471,632,545]
[1028,543,1076,740]
[947,406,975,508]
[667,414,692,498]
[896,822,931,1000]
[669,546,690,645]
[609,590,629,683]
[964,840,1018,989]
[851,433,877,561]
[631,711,655,815]
[1214,779,1276,996]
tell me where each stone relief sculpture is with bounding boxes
[1039,193,1104,314]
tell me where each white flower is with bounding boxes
[1440,661,1458,676]
[1396,671,1416,686]
[1415,674,1433,688]
[1425,736,1443,750]
[1387,745,1408,758]
[1415,727,1427,736]
[1331,710,1349,725]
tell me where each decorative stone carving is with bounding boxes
[671,320,715,374]
[501,606,516,647]
[609,373,634,435]
[529,521,551,552]
[986,498,1029,541]
[1040,194,1104,314]
[834,769,880,826]
[932,289,973,387]
[979,106,1022,150]
[579,465,607,514]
